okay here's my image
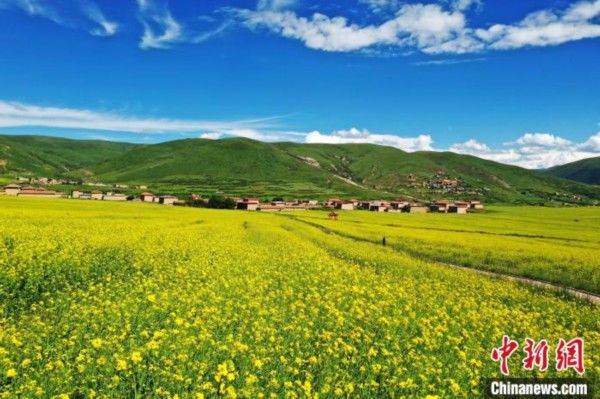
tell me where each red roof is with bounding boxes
[239,198,259,204]
[140,192,154,196]
[4,184,20,189]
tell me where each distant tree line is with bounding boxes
[186,195,236,209]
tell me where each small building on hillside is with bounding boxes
[4,184,20,195]
[158,195,178,205]
[236,198,259,211]
[359,201,371,210]
[71,190,84,199]
[335,201,355,211]
[389,200,409,212]
[406,203,428,213]
[325,198,343,208]
[448,202,469,214]
[18,187,62,198]
[369,201,389,212]
[140,192,155,203]
[429,199,450,213]
[103,193,127,201]
[91,190,103,200]
[469,200,484,210]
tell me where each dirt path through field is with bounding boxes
[282,214,600,305]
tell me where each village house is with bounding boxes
[102,193,128,201]
[388,200,409,212]
[369,201,389,212]
[448,201,469,214]
[18,187,63,198]
[429,199,450,213]
[3,184,21,195]
[469,200,484,210]
[324,198,343,208]
[90,190,103,200]
[335,201,355,211]
[140,192,155,203]
[158,195,178,205]
[71,190,84,199]
[236,198,259,211]
[406,203,429,213]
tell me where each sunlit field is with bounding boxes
[288,206,600,294]
[0,197,598,398]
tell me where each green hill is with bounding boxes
[0,135,135,178]
[545,156,600,185]
[1,134,599,204]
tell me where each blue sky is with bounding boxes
[0,0,599,168]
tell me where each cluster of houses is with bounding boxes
[235,198,320,211]
[0,184,177,205]
[2,183,483,213]
[1,184,64,198]
[235,198,483,213]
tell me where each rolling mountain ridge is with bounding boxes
[1,134,599,204]
[545,156,600,185]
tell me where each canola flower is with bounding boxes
[0,197,598,398]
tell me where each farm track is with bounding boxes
[299,214,596,244]
[281,215,600,305]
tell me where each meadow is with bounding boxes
[0,197,598,398]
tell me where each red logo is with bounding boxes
[491,335,519,376]
[491,336,584,376]
[522,338,549,371]
[556,338,585,374]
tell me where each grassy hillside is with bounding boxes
[0,135,136,177]
[275,142,600,203]
[545,156,600,185]
[1,134,599,203]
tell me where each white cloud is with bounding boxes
[80,0,118,36]
[0,0,62,24]
[580,132,600,151]
[305,127,434,151]
[450,132,600,169]
[413,57,485,66]
[476,0,600,50]
[239,4,466,52]
[0,0,118,36]
[449,138,490,153]
[257,0,297,11]
[200,132,223,140]
[136,0,183,49]
[0,100,280,137]
[237,0,600,54]
[358,0,400,14]
[513,133,572,147]
[450,0,481,12]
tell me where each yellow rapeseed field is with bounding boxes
[0,197,598,398]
